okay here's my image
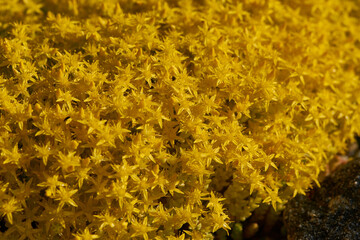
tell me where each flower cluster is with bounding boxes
[1,0,360,239]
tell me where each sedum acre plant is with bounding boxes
[1,0,360,239]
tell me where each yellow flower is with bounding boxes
[107,180,132,208]
[205,192,226,214]
[2,145,22,166]
[1,0,360,237]
[149,202,171,225]
[263,187,283,211]
[55,186,78,210]
[209,212,231,234]
[94,211,118,230]
[56,89,80,110]
[34,141,52,165]
[0,197,22,224]
[57,151,81,173]
[130,217,156,240]
[73,228,99,240]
